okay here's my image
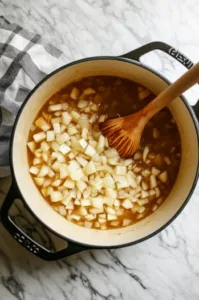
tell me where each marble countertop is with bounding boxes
[1,0,199,299]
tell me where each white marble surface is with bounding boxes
[1,0,199,299]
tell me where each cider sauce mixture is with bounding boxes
[27,76,181,230]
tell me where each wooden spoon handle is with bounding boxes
[142,62,199,121]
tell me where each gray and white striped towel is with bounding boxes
[0,16,63,178]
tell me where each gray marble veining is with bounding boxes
[0,1,199,299]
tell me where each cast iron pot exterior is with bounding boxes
[0,41,199,260]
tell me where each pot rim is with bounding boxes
[9,56,199,249]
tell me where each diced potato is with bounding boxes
[150,175,157,189]
[141,181,148,191]
[105,206,116,215]
[59,144,71,155]
[89,208,103,214]
[58,206,67,216]
[127,172,137,188]
[59,165,68,179]
[114,199,120,207]
[105,188,117,199]
[33,132,46,143]
[38,165,49,177]
[103,175,115,189]
[68,126,78,135]
[137,199,148,206]
[137,206,145,213]
[84,161,96,176]
[122,199,133,209]
[56,133,70,144]
[153,128,160,139]
[71,110,80,122]
[85,214,96,221]
[43,179,52,187]
[155,187,160,198]
[68,160,84,181]
[48,169,55,178]
[47,131,55,142]
[48,104,63,112]
[134,152,142,160]
[82,128,88,139]
[76,180,87,193]
[92,196,104,209]
[52,179,62,187]
[33,157,42,165]
[51,117,62,124]
[79,138,88,149]
[85,145,96,157]
[158,171,168,183]
[115,166,126,175]
[110,221,120,227]
[138,89,151,100]
[141,169,150,177]
[62,112,72,125]
[70,87,80,100]
[122,219,132,226]
[84,221,93,228]
[27,141,36,153]
[83,87,96,95]
[66,201,74,210]
[143,146,149,162]
[164,157,171,165]
[35,117,50,131]
[41,141,50,152]
[29,166,39,175]
[152,204,158,211]
[81,199,91,206]
[151,167,161,176]
[50,190,63,202]
[76,206,88,216]
[76,156,88,167]
[78,100,88,109]
[70,214,81,221]
[53,122,61,134]
[107,214,117,221]
[64,179,75,189]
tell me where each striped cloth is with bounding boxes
[0,16,63,178]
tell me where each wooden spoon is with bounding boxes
[101,62,199,158]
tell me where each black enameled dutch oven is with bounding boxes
[0,41,199,260]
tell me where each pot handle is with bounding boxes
[121,41,199,119]
[120,41,194,69]
[0,180,87,261]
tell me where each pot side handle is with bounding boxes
[121,41,199,120]
[0,181,87,261]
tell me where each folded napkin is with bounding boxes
[0,16,63,178]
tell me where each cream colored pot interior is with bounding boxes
[12,59,199,247]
